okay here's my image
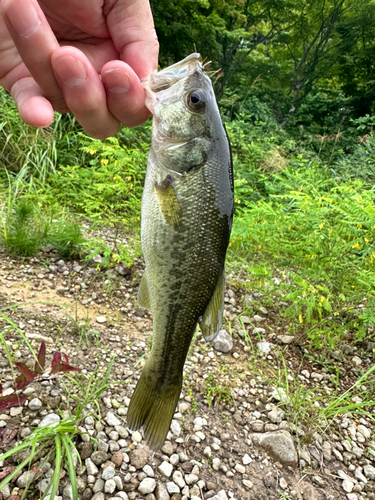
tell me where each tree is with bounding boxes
[151,0,278,98]
[336,1,375,116]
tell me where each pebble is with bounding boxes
[173,471,186,489]
[130,448,148,469]
[352,356,362,366]
[92,493,105,500]
[161,441,174,456]
[102,466,115,480]
[96,316,107,324]
[170,454,179,466]
[342,480,354,493]
[276,335,295,344]
[268,408,285,424]
[251,430,298,465]
[185,474,198,485]
[279,478,288,489]
[104,412,121,427]
[213,329,233,353]
[17,470,36,487]
[138,478,156,495]
[131,430,142,443]
[111,451,124,468]
[159,461,173,478]
[93,479,104,493]
[234,464,246,474]
[85,458,99,476]
[28,397,42,410]
[155,482,170,500]
[364,465,375,479]
[38,413,60,427]
[170,420,181,436]
[104,479,116,494]
[91,451,108,465]
[357,425,371,440]
[166,482,180,494]
[242,479,253,489]
[212,458,221,471]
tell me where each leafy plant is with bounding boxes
[40,134,148,226]
[0,341,81,412]
[231,164,375,345]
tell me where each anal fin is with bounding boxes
[138,271,151,310]
[199,271,225,342]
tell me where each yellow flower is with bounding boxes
[101,159,109,165]
[319,222,325,229]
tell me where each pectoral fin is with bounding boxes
[138,271,151,310]
[155,175,181,229]
[199,271,225,342]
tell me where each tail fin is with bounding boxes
[127,365,182,450]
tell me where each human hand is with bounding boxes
[0,0,159,138]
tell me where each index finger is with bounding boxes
[1,0,66,111]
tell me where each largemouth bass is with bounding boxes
[127,53,234,450]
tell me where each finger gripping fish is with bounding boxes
[127,53,234,450]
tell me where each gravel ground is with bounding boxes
[0,238,374,500]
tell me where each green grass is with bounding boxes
[243,344,375,441]
[0,418,80,500]
[0,194,86,258]
[0,357,115,500]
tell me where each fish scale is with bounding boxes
[127,53,233,450]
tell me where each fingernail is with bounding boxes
[103,68,130,93]
[54,56,87,88]
[5,0,41,38]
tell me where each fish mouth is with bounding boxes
[142,54,204,114]
[147,53,203,93]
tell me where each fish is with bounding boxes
[127,53,234,450]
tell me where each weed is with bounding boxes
[254,350,375,440]
[204,373,233,407]
[48,218,85,259]
[0,418,81,500]
[1,197,47,256]
[186,387,198,413]
[0,355,115,500]
[0,186,86,259]
[63,299,100,346]
[62,357,115,421]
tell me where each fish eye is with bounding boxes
[186,90,206,113]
